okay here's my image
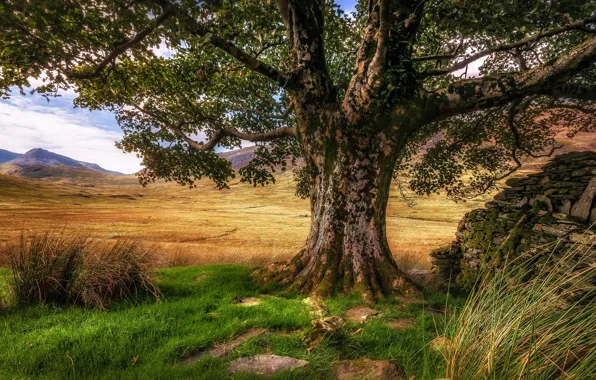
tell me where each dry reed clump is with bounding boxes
[3,231,160,309]
[75,239,161,309]
[444,240,595,379]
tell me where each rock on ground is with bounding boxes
[570,177,596,222]
[227,354,308,376]
[184,329,266,363]
[234,297,262,306]
[387,318,416,331]
[343,307,382,323]
[331,359,405,380]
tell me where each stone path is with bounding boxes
[331,359,404,379]
[343,307,382,323]
[395,295,424,305]
[387,318,416,331]
[228,354,309,376]
[184,328,266,363]
[234,297,262,306]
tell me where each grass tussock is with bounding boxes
[3,231,160,309]
[445,241,595,379]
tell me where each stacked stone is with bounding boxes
[430,151,596,289]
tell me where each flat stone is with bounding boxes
[539,224,579,238]
[570,178,596,222]
[558,200,572,214]
[505,177,524,187]
[387,318,416,331]
[406,269,433,286]
[193,273,208,282]
[569,233,596,244]
[590,208,596,224]
[552,213,568,220]
[235,297,262,306]
[228,355,308,376]
[515,196,529,207]
[184,329,266,363]
[534,194,553,212]
[331,359,404,380]
[395,295,424,305]
[343,307,382,323]
[494,191,507,201]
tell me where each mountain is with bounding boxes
[5,148,124,175]
[218,146,303,171]
[218,146,257,170]
[0,149,22,163]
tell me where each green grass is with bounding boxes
[0,265,456,379]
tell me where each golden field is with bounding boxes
[0,171,493,269]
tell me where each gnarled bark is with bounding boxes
[260,117,418,300]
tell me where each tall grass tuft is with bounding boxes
[444,240,595,379]
[77,239,160,309]
[3,231,160,309]
[8,231,85,305]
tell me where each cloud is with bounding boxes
[0,96,143,174]
[152,40,174,58]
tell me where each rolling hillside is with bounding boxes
[3,148,124,175]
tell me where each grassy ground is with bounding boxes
[0,265,461,379]
[0,171,491,269]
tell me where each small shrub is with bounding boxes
[3,231,160,309]
[7,231,85,305]
[444,241,595,379]
[77,240,160,308]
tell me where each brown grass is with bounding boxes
[0,171,492,270]
[2,231,159,308]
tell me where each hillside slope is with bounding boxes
[5,148,124,175]
[0,149,21,163]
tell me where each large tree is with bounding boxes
[1,0,595,299]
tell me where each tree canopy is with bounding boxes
[1,0,595,198]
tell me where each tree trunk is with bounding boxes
[260,121,418,300]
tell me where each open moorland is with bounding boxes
[0,171,492,269]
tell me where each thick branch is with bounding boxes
[172,126,297,151]
[368,0,390,76]
[424,15,596,76]
[133,104,297,150]
[68,6,173,79]
[156,0,298,90]
[232,102,295,120]
[429,37,596,119]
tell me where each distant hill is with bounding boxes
[218,146,303,171]
[4,148,124,175]
[0,149,22,163]
[218,146,257,170]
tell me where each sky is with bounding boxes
[5,0,494,175]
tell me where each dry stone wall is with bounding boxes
[431,151,596,289]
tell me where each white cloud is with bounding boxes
[152,40,174,58]
[0,97,142,174]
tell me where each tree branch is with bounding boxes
[368,0,391,76]
[68,6,174,79]
[132,104,297,151]
[429,37,596,119]
[171,125,298,151]
[424,15,596,76]
[231,102,295,120]
[154,0,298,90]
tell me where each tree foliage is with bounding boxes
[1,0,595,198]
